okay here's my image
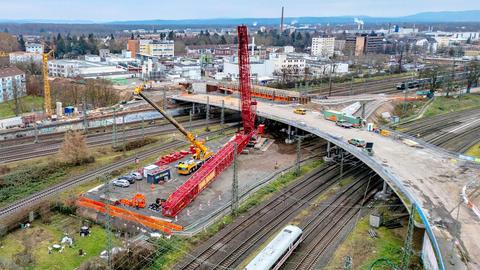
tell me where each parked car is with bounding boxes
[112,179,130,188]
[336,120,353,128]
[119,175,136,184]
[348,138,366,148]
[129,172,143,181]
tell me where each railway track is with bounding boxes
[284,172,382,270]
[0,127,233,218]
[175,163,369,270]
[307,76,411,96]
[397,108,480,153]
[0,119,226,163]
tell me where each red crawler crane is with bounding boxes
[161,25,258,217]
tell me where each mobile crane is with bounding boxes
[134,84,213,175]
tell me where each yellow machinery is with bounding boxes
[134,84,213,175]
[293,108,307,115]
[0,51,8,57]
[42,50,54,118]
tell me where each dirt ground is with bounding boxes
[84,136,317,227]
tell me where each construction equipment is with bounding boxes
[134,84,213,175]
[0,51,8,57]
[42,50,54,117]
[293,108,307,115]
[115,193,146,208]
[160,25,257,217]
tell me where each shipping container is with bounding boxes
[323,110,363,127]
[143,164,159,177]
[147,167,171,184]
[323,110,344,122]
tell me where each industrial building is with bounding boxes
[0,67,26,103]
[311,37,335,58]
[47,59,133,79]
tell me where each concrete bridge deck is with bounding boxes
[173,93,480,270]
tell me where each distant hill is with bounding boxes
[108,10,480,25]
[1,10,480,26]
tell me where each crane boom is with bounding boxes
[42,50,54,117]
[134,85,211,159]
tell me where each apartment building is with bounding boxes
[311,37,335,57]
[0,67,26,103]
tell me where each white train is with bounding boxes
[244,225,303,270]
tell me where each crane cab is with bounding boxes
[176,159,204,175]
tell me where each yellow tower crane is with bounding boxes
[42,50,54,118]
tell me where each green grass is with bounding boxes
[325,215,405,270]
[423,94,480,118]
[0,214,120,270]
[466,142,480,158]
[0,95,44,118]
[148,158,324,269]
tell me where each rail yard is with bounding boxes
[1,4,480,270]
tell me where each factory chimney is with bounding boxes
[280,6,284,33]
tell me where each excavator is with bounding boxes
[134,84,213,175]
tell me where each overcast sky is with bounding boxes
[2,0,480,21]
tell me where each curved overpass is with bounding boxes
[173,93,480,270]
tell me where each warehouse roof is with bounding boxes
[0,67,25,78]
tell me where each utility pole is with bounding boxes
[350,75,354,96]
[220,99,225,134]
[112,108,117,148]
[33,122,39,144]
[361,103,366,119]
[122,115,126,155]
[104,176,113,270]
[205,96,210,132]
[163,89,167,110]
[141,116,145,140]
[295,137,302,176]
[83,96,88,134]
[189,109,193,129]
[231,143,239,216]
[328,69,333,96]
[401,204,416,270]
[340,150,344,178]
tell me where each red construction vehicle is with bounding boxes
[115,193,146,208]
[160,25,258,217]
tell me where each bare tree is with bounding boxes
[466,61,480,93]
[58,130,94,165]
[420,65,443,95]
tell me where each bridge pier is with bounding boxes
[375,181,393,200]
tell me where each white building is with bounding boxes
[0,67,26,103]
[311,37,335,58]
[139,39,175,58]
[9,52,43,64]
[48,60,132,79]
[25,43,44,54]
[85,54,101,62]
[307,61,349,77]
[172,63,202,80]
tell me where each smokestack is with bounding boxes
[280,6,284,33]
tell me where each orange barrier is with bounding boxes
[76,196,183,234]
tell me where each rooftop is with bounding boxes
[0,67,25,78]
